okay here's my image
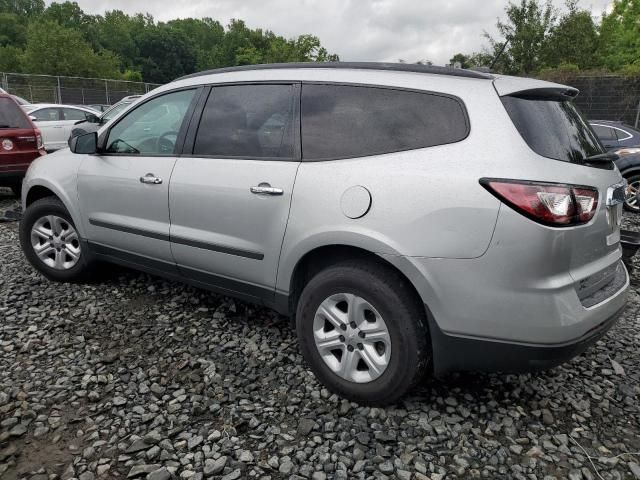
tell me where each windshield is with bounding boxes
[501,95,604,163]
[0,97,31,129]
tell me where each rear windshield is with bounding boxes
[501,95,604,163]
[0,97,31,129]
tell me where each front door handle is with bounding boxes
[250,183,283,196]
[140,173,163,185]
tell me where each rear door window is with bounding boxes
[0,97,31,129]
[301,84,469,161]
[63,108,91,121]
[31,108,61,122]
[501,96,604,162]
[193,84,297,159]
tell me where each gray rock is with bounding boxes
[127,439,151,453]
[147,468,171,480]
[9,424,26,436]
[279,460,294,474]
[379,460,394,474]
[221,470,241,480]
[204,456,227,476]
[297,418,315,436]
[128,464,161,478]
[144,431,163,445]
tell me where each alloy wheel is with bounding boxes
[30,215,81,270]
[313,293,391,383]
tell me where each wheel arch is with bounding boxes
[23,181,84,237]
[283,244,428,322]
[620,166,640,179]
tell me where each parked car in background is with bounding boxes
[590,120,640,154]
[25,104,99,151]
[12,95,32,108]
[19,63,629,404]
[612,151,640,212]
[70,95,141,139]
[87,104,110,113]
[0,93,45,196]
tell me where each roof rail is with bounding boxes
[175,62,494,82]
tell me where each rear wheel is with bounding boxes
[296,259,430,405]
[19,196,93,281]
[624,173,640,213]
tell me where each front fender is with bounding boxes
[22,150,84,236]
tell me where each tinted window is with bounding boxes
[31,108,60,121]
[301,84,468,160]
[106,89,195,155]
[592,125,617,142]
[63,108,91,121]
[501,96,603,163]
[194,84,296,158]
[0,97,31,129]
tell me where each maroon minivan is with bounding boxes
[0,93,45,196]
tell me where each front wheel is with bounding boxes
[624,174,640,213]
[296,260,431,405]
[19,196,93,282]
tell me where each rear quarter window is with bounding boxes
[501,95,603,163]
[301,84,469,161]
[0,97,31,129]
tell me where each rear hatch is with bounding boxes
[0,96,42,173]
[494,77,625,302]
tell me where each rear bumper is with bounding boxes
[428,304,624,375]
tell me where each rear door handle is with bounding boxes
[140,173,163,185]
[250,183,283,196]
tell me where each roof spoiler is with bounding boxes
[493,76,579,99]
[505,87,579,100]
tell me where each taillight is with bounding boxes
[480,178,598,227]
[35,130,43,150]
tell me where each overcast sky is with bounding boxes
[50,0,613,65]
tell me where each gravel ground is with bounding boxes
[1,188,639,480]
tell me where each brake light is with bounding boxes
[480,179,598,227]
[35,130,43,150]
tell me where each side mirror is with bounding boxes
[69,131,98,154]
[29,115,37,121]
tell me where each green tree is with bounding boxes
[540,0,598,69]
[0,45,23,71]
[0,0,44,16]
[41,1,93,32]
[0,13,27,47]
[486,0,556,74]
[598,0,640,70]
[135,24,197,83]
[21,20,121,78]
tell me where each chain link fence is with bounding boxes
[0,72,161,106]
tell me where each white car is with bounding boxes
[26,104,99,151]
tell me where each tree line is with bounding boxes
[450,0,640,77]
[0,0,339,83]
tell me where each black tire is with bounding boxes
[623,173,640,213]
[296,259,431,405]
[19,196,93,282]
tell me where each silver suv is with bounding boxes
[19,63,629,405]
